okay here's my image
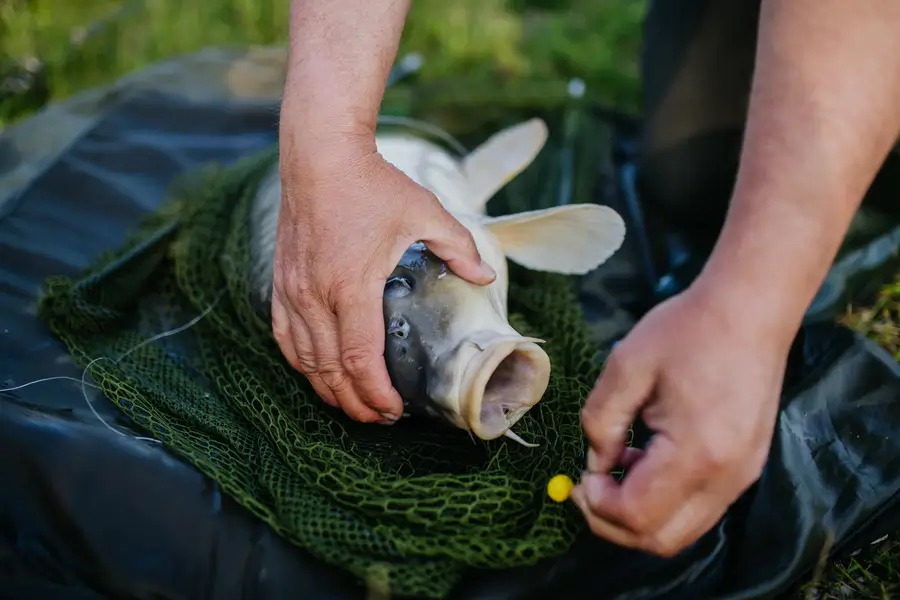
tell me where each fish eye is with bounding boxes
[388,316,410,339]
[385,275,413,299]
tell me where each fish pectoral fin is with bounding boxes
[503,429,540,448]
[483,204,627,275]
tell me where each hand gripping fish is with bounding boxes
[248,118,626,447]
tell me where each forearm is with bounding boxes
[698,0,900,341]
[280,0,410,160]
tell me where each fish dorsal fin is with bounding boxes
[483,204,626,275]
[461,118,549,213]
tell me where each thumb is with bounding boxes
[582,349,656,476]
[418,200,497,286]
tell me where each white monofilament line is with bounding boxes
[0,289,226,445]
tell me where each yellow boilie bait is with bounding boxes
[546,474,574,503]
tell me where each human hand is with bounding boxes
[271,132,497,424]
[571,279,793,557]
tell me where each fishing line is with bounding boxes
[0,288,226,445]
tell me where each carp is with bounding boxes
[248,118,626,447]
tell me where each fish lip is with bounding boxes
[458,335,551,441]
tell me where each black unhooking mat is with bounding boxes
[2,49,900,600]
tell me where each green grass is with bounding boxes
[0,0,645,126]
[1,0,898,597]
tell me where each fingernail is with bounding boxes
[480,260,497,280]
[378,411,401,423]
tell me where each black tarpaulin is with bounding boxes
[2,48,900,600]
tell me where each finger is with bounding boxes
[573,483,724,557]
[581,351,656,476]
[647,491,727,557]
[644,459,757,555]
[335,278,404,420]
[304,306,388,424]
[273,295,340,409]
[286,311,339,408]
[419,203,497,286]
[308,373,338,408]
[586,445,645,474]
[577,434,699,537]
[573,472,634,530]
[619,446,645,471]
[272,294,301,367]
[570,483,641,550]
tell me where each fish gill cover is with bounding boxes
[34,142,619,598]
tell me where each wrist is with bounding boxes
[687,189,837,350]
[687,266,804,354]
[277,99,378,186]
[281,80,379,136]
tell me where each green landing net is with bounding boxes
[36,146,610,599]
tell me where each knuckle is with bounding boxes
[330,272,353,296]
[456,224,478,252]
[281,276,317,312]
[295,292,318,314]
[325,273,356,311]
[295,351,318,374]
[580,413,626,456]
[341,345,376,376]
[318,363,351,391]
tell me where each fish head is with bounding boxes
[383,200,629,446]
[383,236,550,444]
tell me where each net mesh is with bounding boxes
[36,145,619,598]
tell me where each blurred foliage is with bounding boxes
[0,0,646,126]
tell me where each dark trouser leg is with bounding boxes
[581,0,900,347]
[638,0,900,256]
[638,0,761,253]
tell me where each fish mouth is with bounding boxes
[459,336,551,444]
